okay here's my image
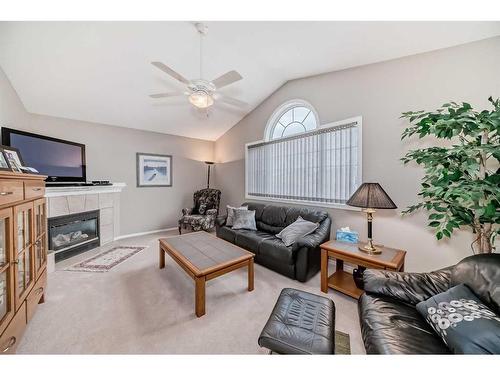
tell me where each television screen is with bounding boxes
[2,128,86,182]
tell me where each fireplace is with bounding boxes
[48,210,100,262]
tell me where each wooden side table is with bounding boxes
[320,240,406,299]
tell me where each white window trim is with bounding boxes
[264,99,320,141]
[245,116,363,211]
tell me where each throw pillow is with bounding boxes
[226,205,248,226]
[198,203,207,215]
[232,209,257,230]
[416,283,500,354]
[276,216,319,247]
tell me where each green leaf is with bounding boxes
[429,213,445,220]
[429,221,441,227]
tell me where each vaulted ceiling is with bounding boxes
[1,21,499,141]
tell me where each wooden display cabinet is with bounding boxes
[0,171,47,354]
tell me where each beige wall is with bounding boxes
[0,66,214,236]
[214,36,500,272]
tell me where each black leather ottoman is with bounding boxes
[258,288,335,354]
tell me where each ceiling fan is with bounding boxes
[150,23,247,110]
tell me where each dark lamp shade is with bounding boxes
[346,183,397,209]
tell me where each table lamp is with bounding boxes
[346,183,397,254]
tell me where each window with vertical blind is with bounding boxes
[245,115,362,207]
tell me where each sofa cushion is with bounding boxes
[285,207,328,226]
[235,230,275,254]
[450,253,500,313]
[359,293,450,354]
[276,216,319,246]
[233,209,257,230]
[257,221,284,234]
[259,238,297,265]
[226,205,248,227]
[243,202,265,222]
[217,225,237,243]
[416,284,500,354]
[261,205,287,227]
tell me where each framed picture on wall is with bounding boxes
[136,153,172,187]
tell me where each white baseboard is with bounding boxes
[114,227,178,241]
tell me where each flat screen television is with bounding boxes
[1,127,86,183]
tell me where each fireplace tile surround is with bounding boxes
[45,183,125,264]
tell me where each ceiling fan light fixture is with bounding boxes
[188,90,214,109]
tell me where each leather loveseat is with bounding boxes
[216,202,331,282]
[358,253,500,354]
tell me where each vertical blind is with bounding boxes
[246,119,360,205]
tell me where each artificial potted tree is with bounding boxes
[401,97,499,254]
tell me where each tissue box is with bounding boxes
[336,229,359,244]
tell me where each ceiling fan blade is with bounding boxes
[211,70,242,89]
[217,94,248,108]
[149,92,186,98]
[151,62,190,85]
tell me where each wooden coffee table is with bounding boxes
[320,240,406,299]
[158,231,255,317]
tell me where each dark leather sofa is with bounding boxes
[216,202,331,282]
[358,253,500,354]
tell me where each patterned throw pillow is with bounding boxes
[232,209,257,230]
[226,205,248,226]
[416,283,500,354]
[276,216,319,246]
[198,204,207,215]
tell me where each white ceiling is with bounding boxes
[1,21,499,141]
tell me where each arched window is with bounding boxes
[265,100,319,140]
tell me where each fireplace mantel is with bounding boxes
[45,183,126,197]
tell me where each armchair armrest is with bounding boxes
[181,207,193,216]
[363,267,452,305]
[296,217,331,248]
[216,215,227,227]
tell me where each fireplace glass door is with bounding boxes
[0,208,14,334]
[14,202,34,309]
[49,210,100,261]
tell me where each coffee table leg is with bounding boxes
[321,248,328,293]
[159,247,165,269]
[248,258,254,291]
[195,276,206,317]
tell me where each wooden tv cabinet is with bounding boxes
[0,171,47,354]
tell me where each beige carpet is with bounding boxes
[17,230,365,354]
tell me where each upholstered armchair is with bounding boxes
[178,188,221,234]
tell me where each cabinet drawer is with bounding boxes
[24,180,45,200]
[0,302,26,355]
[26,271,47,323]
[0,180,23,206]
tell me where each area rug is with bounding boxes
[335,331,351,354]
[65,246,146,273]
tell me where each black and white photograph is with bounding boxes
[136,153,172,187]
[1,146,24,172]
[0,149,11,171]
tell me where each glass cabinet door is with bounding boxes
[0,208,14,335]
[34,199,47,278]
[14,202,34,309]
